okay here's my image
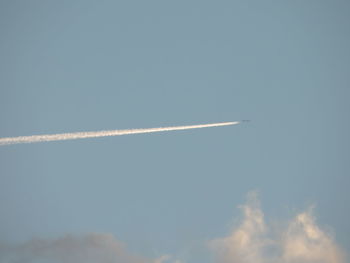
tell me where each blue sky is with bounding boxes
[0,1,349,262]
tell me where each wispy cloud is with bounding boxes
[0,233,176,263]
[210,192,345,263]
[282,208,343,263]
[0,192,344,263]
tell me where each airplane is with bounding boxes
[241,120,251,122]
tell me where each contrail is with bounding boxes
[0,121,239,146]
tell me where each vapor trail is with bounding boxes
[0,121,239,146]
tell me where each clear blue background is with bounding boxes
[1,0,349,261]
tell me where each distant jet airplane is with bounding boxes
[241,120,251,122]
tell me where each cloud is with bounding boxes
[0,192,344,263]
[0,233,173,263]
[210,192,345,263]
[282,208,343,263]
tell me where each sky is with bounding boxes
[0,1,349,262]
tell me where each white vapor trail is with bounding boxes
[0,121,239,146]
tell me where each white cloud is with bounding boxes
[210,192,345,263]
[0,193,344,263]
[282,208,344,263]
